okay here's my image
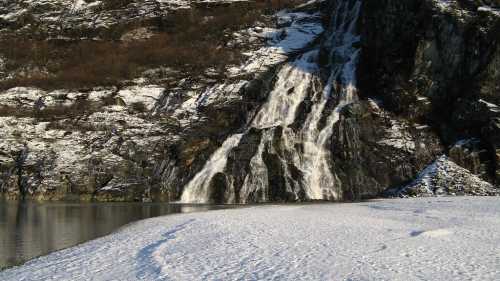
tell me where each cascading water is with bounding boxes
[298,0,361,200]
[181,0,362,203]
[180,133,244,203]
[241,50,323,202]
[181,50,320,203]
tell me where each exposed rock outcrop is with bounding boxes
[0,3,327,202]
[178,0,446,203]
[360,0,500,183]
[331,99,442,199]
[1,0,498,202]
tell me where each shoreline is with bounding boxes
[2,197,499,280]
[0,201,240,271]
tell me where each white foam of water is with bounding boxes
[181,0,362,203]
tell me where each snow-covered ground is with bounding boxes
[1,197,500,280]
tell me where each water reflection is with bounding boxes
[0,199,232,270]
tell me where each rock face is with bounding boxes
[360,0,500,184]
[0,0,498,202]
[177,0,444,203]
[0,1,328,202]
[0,0,189,38]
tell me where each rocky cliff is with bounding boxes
[0,0,498,202]
[360,0,500,190]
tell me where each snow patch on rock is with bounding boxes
[117,85,165,111]
[387,155,498,197]
[377,119,416,152]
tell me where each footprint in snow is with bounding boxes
[410,229,452,238]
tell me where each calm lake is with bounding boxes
[0,199,233,270]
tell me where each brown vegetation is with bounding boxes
[100,0,135,10]
[0,31,241,90]
[0,99,94,120]
[0,0,303,90]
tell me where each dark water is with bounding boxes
[0,199,232,270]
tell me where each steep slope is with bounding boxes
[0,1,329,201]
[179,0,445,203]
[360,0,500,183]
[0,0,498,202]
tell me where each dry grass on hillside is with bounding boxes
[0,0,302,90]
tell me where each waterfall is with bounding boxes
[299,0,361,200]
[180,133,244,203]
[180,0,362,203]
[239,129,272,203]
[252,50,321,129]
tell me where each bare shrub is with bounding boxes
[0,99,94,120]
[131,101,147,113]
[0,0,301,90]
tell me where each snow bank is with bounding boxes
[1,197,500,280]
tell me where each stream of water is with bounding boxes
[181,0,362,204]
